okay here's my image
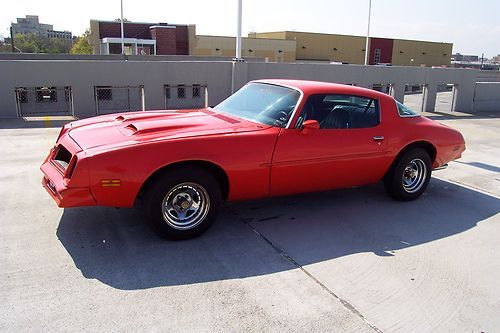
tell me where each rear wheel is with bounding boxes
[384,148,432,201]
[144,167,221,240]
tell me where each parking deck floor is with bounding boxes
[1,112,499,332]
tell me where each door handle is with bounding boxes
[372,136,384,141]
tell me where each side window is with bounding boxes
[296,94,380,129]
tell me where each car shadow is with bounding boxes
[454,160,500,173]
[56,178,499,290]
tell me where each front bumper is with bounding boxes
[41,159,96,208]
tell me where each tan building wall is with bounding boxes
[190,34,296,62]
[248,31,287,40]
[253,31,365,63]
[254,31,453,66]
[391,39,453,67]
[285,31,365,63]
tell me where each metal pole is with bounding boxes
[10,26,15,53]
[480,53,484,70]
[364,0,372,66]
[235,0,242,60]
[120,0,125,55]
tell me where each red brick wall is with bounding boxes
[150,27,177,55]
[99,22,153,39]
[369,38,394,65]
[175,25,189,55]
[98,21,189,55]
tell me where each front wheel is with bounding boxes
[144,167,221,240]
[384,148,432,201]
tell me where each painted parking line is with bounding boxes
[44,116,51,128]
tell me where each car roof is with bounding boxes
[251,79,393,100]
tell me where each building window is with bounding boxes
[96,86,113,100]
[192,85,200,98]
[36,87,57,103]
[374,49,381,64]
[178,85,185,99]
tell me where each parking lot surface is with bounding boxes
[1,112,499,332]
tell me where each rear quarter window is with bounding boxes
[396,100,420,117]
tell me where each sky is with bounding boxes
[1,0,499,57]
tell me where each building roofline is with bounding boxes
[90,19,189,27]
[256,30,452,45]
[196,34,296,42]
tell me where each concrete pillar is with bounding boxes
[423,84,438,112]
[231,60,248,93]
[452,69,477,112]
[453,84,474,112]
[392,83,405,103]
[143,83,165,111]
[73,85,97,118]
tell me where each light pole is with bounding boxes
[235,0,243,60]
[231,0,244,94]
[120,0,125,55]
[364,0,372,66]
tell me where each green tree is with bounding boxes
[13,33,71,53]
[14,33,48,53]
[70,30,93,54]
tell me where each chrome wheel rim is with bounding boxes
[402,158,427,194]
[162,182,210,230]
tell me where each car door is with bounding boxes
[270,93,392,196]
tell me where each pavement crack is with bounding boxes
[228,207,383,333]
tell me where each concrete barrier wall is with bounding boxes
[240,62,478,112]
[475,71,500,83]
[0,59,487,118]
[0,60,233,118]
[473,82,500,112]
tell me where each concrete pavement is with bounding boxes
[0,112,499,332]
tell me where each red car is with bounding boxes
[41,80,465,239]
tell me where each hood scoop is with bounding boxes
[113,110,202,123]
[120,121,201,136]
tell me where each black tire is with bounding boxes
[144,167,221,240]
[384,148,432,201]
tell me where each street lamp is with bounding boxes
[235,0,243,60]
[364,0,372,66]
[120,0,125,55]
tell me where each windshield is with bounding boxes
[214,83,301,127]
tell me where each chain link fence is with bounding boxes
[15,86,73,116]
[95,85,144,115]
[165,84,208,109]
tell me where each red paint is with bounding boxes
[369,38,394,65]
[40,80,465,208]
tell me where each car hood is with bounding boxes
[67,108,269,150]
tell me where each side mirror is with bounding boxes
[301,120,320,133]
